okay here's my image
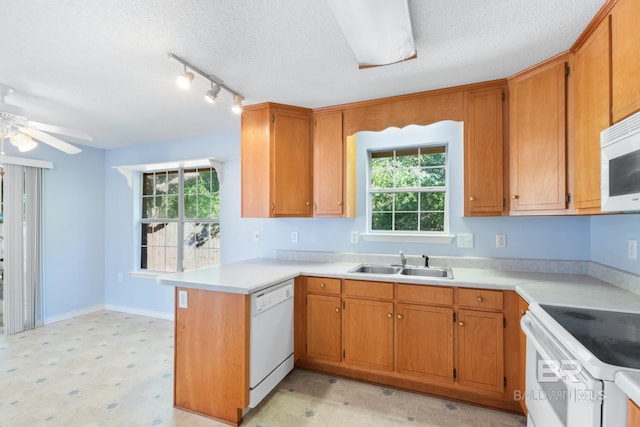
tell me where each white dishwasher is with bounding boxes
[249,279,294,408]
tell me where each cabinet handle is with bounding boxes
[335,307,340,313]
[459,321,465,327]
[397,314,403,320]
[305,201,310,206]
[337,201,342,206]
[477,296,484,302]
[387,313,392,318]
[271,203,275,211]
[520,309,526,316]
[469,196,476,201]
[320,283,325,288]
[511,195,519,200]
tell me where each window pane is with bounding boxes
[420,192,445,211]
[371,169,394,189]
[420,212,445,232]
[419,147,446,166]
[167,195,179,218]
[420,167,446,187]
[184,195,197,219]
[396,148,419,167]
[372,213,392,230]
[395,168,419,188]
[143,173,155,195]
[167,171,179,195]
[155,172,168,195]
[395,192,418,211]
[372,193,393,212]
[142,196,154,219]
[395,212,418,231]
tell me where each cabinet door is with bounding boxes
[306,294,342,362]
[629,399,640,427]
[509,60,567,211]
[397,303,454,383]
[313,112,344,216]
[458,309,504,393]
[343,298,394,371]
[574,18,610,211]
[464,87,504,216]
[612,0,640,122]
[272,109,312,216]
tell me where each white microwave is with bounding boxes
[601,110,640,212]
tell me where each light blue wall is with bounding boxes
[2,142,105,320]
[591,214,640,275]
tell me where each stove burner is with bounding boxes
[566,311,596,320]
[591,336,640,369]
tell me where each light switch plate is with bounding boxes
[496,234,506,248]
[291,231,299,243]
[629,240,637,260]
[178,290,188,309]
[351,231,359,244]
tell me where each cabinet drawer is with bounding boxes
[458,288,503,310]
[397,284,453,306]
[306,277,341,295]
[344,280,393,300]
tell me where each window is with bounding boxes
[141,167,220,272]
[368,145,448,234]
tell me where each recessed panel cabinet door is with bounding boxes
[509,60,567,211]
[313,112,344,216]
[306,294,341,362]
[396,303,454,383]
[612,0,640,123]
[343,298,394,372]
[574,17,610,211]
[458,309,504,393]
[464,87,504,216]
[272,109,312,216]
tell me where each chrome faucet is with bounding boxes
[399,251,406,267]
[422,254,429,268]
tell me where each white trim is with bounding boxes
[1,155,53,169]
[130,270,162,279]
[44,304,105,325]
[105,304,174,321]
[361,232,455,244]
[114,157,222,173]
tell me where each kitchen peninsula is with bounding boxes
[159,256,640,426]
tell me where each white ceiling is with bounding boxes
[0,0,605,151]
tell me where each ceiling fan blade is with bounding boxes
[19,127,82,154]
[28,121,93,141]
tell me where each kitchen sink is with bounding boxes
[400,267,453,279]
[348,264,454,279]
[348,264,403,274]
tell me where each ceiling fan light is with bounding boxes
[9,132,32,148]
[231,95,244,114]
[17,139,38,152]
[176,71,195,90]
[204,85,221,104]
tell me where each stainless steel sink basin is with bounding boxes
[399,267,453,279]
[349,264,403,274]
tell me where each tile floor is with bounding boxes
[0,310,526,426]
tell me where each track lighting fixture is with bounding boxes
[204,84,221,104]
[168,53,245,113]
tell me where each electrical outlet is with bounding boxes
[629,240,637,260]
[252,230,260,241]
[178,290,188,309]
[496,234,507,248]
[457,234,474,249]
[291,231,299,243]
[351,231,359,244]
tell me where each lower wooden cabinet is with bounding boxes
[306,293,341,362]
[457,309,504,393]
[629,399,640,427]
[518,296,529,416]
[298,277,522,414]
[396,303,453,382]
[343,298,394,371]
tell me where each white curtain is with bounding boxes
[4,164,42,335]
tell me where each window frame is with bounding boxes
[365,143,450,237]
[140,166,220,273]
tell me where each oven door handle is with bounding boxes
[521,314,570,362]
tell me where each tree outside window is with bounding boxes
[369,146,447,233]
[141,167,220,272]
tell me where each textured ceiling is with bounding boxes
[0,0,606,151]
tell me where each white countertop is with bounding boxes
[156,258,638,301]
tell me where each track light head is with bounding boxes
[204,84,221,104]
[176,70,195,90]
[231,95,244,114]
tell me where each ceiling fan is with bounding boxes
[0,83,91,154]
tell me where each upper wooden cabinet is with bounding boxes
[241,103,312,217]
[508,58,568,212]
[612,0,640,123]
[574,17,611,212]
[464,87,506,216]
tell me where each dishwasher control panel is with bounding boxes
[252,280,294,315]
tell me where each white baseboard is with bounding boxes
[104,304,174,321]
[44,304,105,325]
